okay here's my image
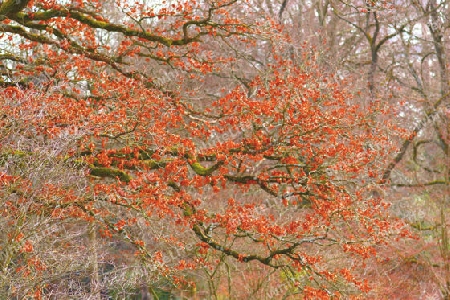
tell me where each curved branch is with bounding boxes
[382,91,450,182]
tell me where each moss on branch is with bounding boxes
[89,166,131,182]
[0,150,28,166]
[189,160,224,176]
[0,0,30,17]
[12,8,184,47]
[143,159,168,169]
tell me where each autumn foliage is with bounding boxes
[0,0,420,299]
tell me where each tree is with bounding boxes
[0,0,405,298]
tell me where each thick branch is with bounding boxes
[0,0,30,18]
[89,166,131,183]
[12,7,211,47]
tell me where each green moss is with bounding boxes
[138,149,155,160]
[190,162,210,176]
[143,159,167,169]
[71,159,87,168]
[15,10,59,21]
[167,181,180,192]
[0,0,29,17]
[89,166,131,182]
[189,161,223,176]
[0,150,28,166]
[7,150,27,157]
[182,202,194,217]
